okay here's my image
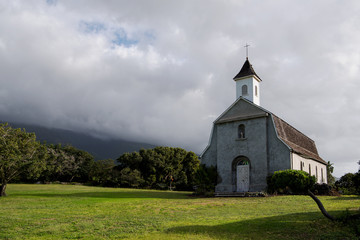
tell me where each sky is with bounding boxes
[0,0,359,177]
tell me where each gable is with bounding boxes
[215,98,268,124]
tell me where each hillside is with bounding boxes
[6,122,155,160]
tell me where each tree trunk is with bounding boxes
[307,189,334,221]
[0,183,7,197]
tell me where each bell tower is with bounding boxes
[233,58,262,106]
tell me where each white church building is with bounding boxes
[200,58,327,193]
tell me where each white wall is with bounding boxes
[235,76,260,105]
[292,153,327,184]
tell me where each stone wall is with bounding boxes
[215,116,268,192]
[267,116,291,173]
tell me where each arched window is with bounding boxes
[242,85,248,95]
[237,159,249,165]
[238,124,245,139]
[255,86,258,96]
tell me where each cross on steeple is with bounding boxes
[244,43,250,59]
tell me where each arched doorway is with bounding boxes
[232,156,250,192]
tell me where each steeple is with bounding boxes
[233,58,262,105]
[233,58,262,81]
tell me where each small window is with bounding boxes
[242,85,248,95]
[255,86,258,96]
[238,124,245,139]
[309,164,311,175]
[316,166,318,180]
[300,161,303,171]
[321,168,324,183]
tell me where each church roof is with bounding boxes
[233,58,262,81]
[272,114,326,164]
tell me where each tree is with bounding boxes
[327,161,336,186]
[89,159,120,187]
[335,173,357,194]
[117,147,200,190]
[44,144,94,182]
[0,123,46,196]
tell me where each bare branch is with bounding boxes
[308,189,335,221]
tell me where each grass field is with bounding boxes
[0,184,359,239]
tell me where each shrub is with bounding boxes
[193,164,217,195]
[267,169,316,194]
[311,183,340,196]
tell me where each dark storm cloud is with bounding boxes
[0,0,360,176]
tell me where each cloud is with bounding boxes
[0,0,360,177]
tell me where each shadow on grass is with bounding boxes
[328,196,360,201]
[11,190,192,199]
[166,211,357,240]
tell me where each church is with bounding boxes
[200,58,327,193]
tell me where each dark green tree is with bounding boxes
[89,159,120,187]
[0,123,47,196]
[335,173,356,194]
[119,167,144,188]
[117,146,200,190]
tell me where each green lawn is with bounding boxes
[0,184,359,239]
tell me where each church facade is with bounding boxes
[200,58,327,193]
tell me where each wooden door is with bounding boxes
[237,165,249,192]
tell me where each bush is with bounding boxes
[193,164,217,195]
[267,169,316,194]
[311,183,340,196]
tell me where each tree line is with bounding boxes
[1,123,359,197]
[0,123,209,197]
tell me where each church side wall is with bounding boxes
[200,125,217,167]
[292,153,328,184]
[215,117,268,192]
[267,117,291,173]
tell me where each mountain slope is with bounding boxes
[6,122,155,160]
